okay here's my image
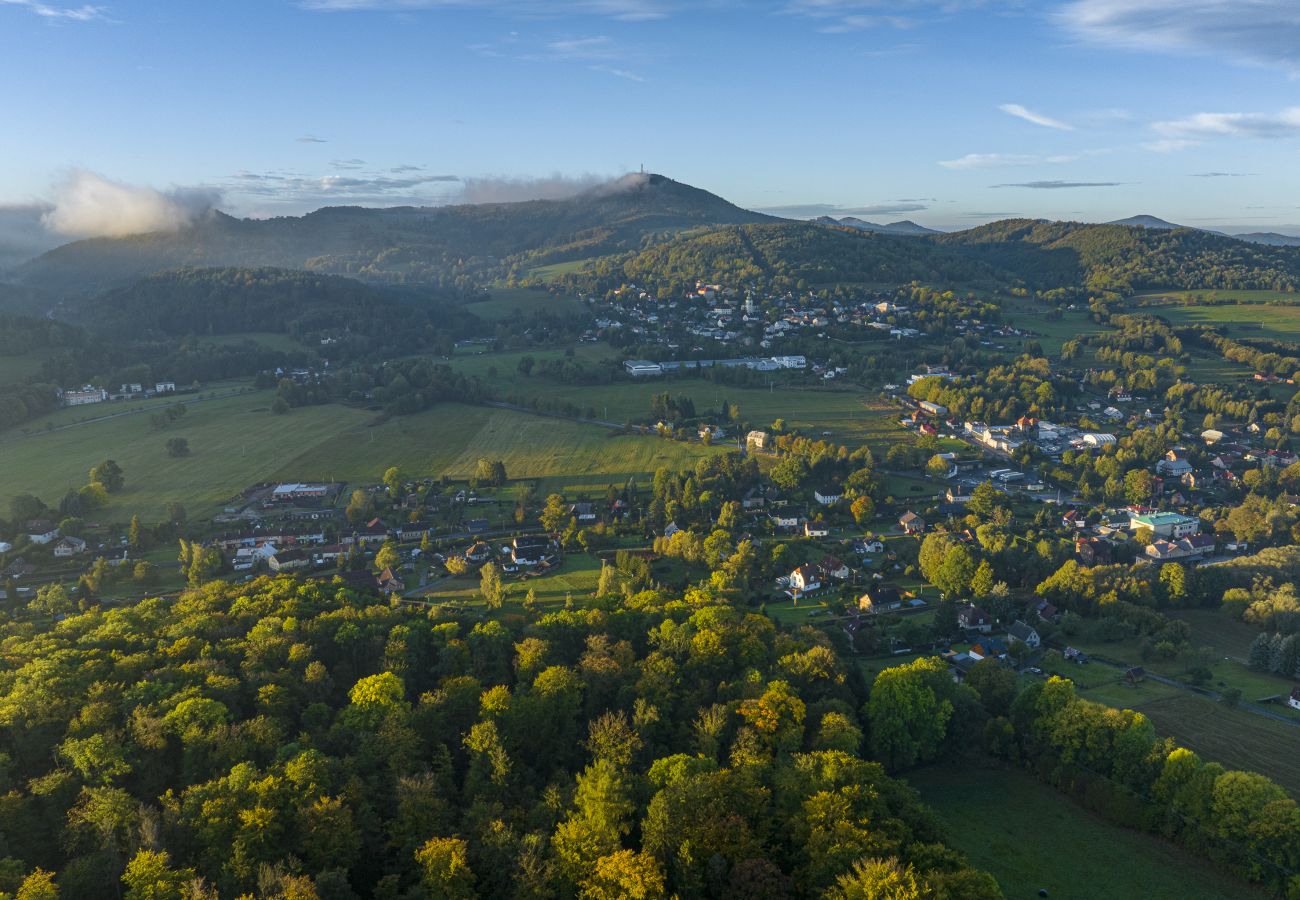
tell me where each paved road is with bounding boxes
[1058,645,1300,728]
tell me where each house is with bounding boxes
[818,555,850,580]
[1129,511,1199,538]
[968,638,1008,661]
[854,538,886,555]
[465,541,493,564]
[347,519,389,547]
[899,512,925,534]
[268,548,310,573]
[1156,449,1193,478]
[1075,536,1113,566]
[958,604,993,633]
[804,521,830,538]
[26,520,59,545]
[789,565,821,593]
[1289,687,1300,712]
[52,536,87,558]
[624,360,663,377]
[697,423,726,441]
[464,517,490,534]
[511,535,551,566]
[814,489,842,506]
[663,521,681,538]
[746,430,769,451]
[2,557,36,579]
[741,487,767,509]
[1008,620,1041,649]
[154,381,176,393]
[770,513,800,531]
[945,486,972,504]
[570,502,598,522]
[859,584,902,613]
[1034,600,1060,624]
[60,385,107,406]
[375,567,405,593]
[918,400,948,416]
[1124,666,1146,684]
[1061,509,1084,529]
[1145,533,1216,563]
[396,522,433,542]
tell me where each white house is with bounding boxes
[154,381,177,393]
[789,565,821,593]
[52,536,87,558]
[26,521,59,545]
[1289,687,1300,712]
[624,360,663,377]
[804,522,829,538]
[1008,620,1041,649]
[814,489,842,506]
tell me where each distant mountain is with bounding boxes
[813,216,941,235]
[1230,232,1300,248]
[1108,215,1182,230]
[934,218,1300,292]
[16,174,781,297]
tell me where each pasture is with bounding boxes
[1126,691,1300,799]
[1157,301,1300,339]
[0,395,724,522]
[418,550,604,610]
[908,764,1262,900]
[464,287,586,322]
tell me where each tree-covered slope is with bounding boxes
[935,219,1300,293]
[564,222,1006,296]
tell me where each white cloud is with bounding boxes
[0,0,105,21]
[42,170,220,238]
[992,180,1122,189]
[1153,107,1300,140]
[300,0,669,21]
[938,151,1098,170]
[999,103,1073,131]
[1058,0,1300,73]
[752,201,930,218]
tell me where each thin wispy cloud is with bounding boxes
[1000,103,1073,131]
[299,0,670,22]
[752,202,929,218]
[0,0,105,21]
[1153,107,1300,140]
[296,135,328,143]
[1058,0,1300,73]
[1190,171,1252,178]
[992,180,1122,189]
[939,151,1100,170]
[331,158,367,170]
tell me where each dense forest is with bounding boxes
[0,575,1003,899]
[935,220,1300,294]
[558,224,1006,298]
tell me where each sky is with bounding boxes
[3,0,1300,237]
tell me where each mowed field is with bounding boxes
[465,287,586,322]
[0,393,724,521]
[446,343,904,449]
[1128,692,1300,799]
[1156,301,1300,338]
[908,764,1262,900]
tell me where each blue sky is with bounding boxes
[3,0,1300,231]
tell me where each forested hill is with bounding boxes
[560,222,1007,297]
[15,175,780,297]
[933,219,1300,293]
[84,267,457,355]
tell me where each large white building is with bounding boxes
[61,386,107,406]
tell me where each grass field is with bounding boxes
[907,764,1262,900]
[0,395,724,522]
[465,287,586,322]
[1157,302,1300,338]
[1132,692,1300,798]
[1002,298,1112,356]
[0,350,51,385]
[448,345,904,449]
[527,260,592,282]
[418,551,603,609]
[1140,289,1300,306]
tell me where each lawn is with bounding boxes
[1156,301,1300,339]
[465,287,586,322]
[907,763,1262,900]
[0,396,725,522]
[528,259,594,282]
[418,550,603,610]
[448,347,903,449]
[1126,692,1300,799]
[1001,298,1111,355]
